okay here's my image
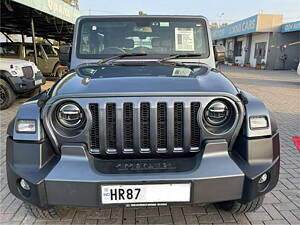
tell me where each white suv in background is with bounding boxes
[0,58,45,110]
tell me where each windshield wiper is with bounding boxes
[98,53,147,64]
[159,53,202,63]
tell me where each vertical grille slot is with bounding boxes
[123,103,133,149]
[157,103,167,149]
[106,103,116,150]
[89,103,99,149]
[140,103,151,150]
[191,102,201,148]
[174,102,184,148]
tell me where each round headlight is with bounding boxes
[204,101,230,126]
[57,103,84,128]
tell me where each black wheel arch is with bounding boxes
[0,70,16,91]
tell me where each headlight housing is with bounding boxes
[202,99,236,134]
[204,101,230,126]
[56,103,85,128]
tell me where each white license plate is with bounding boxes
[101,183,191,204]
[34,79,42,85]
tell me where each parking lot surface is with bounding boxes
[0,66,299,225]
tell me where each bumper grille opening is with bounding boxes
[140,103,151,149]
[191,102,201,148]
[123,103,133,149]
[106,103,116,150]
[157,103,167,149]
[174,102,184,148]
[89,104,99,149]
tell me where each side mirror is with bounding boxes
[59,45,72,67]
[213,45,225,64]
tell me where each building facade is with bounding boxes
[212,14,300,70]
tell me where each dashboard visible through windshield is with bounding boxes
[77,17,210,59]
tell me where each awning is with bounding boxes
[0,0,81,41]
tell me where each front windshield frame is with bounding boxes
[76,17,210,60]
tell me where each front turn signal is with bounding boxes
[16,120,36,133]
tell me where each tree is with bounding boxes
[138,11,147,16]
[62,0,79,9]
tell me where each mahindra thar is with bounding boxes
[6,16,280,219]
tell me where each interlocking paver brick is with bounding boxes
[170,207,186,225]
[184,215,199,225]
[182,205,206,215]
[1,66,299,225]
[148,215,173,224]
[158,206,171,216]
[136,207,159,217]
[196,213,223,223]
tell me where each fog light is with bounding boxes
[258,173,268,184]
[20,179,30,191]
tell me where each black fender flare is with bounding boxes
[0,70,16,91]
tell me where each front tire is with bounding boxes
[218,195,265,213]
[0,79,16,110]
[54,65,68,79]
[25,203,67,220]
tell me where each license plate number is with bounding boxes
[101,183,191,204]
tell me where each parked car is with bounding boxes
[0,58,45,109]
[0,42,68,78]
[297,62,300,75]
[6,16,280,219]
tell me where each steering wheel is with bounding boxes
[101,47,126,54]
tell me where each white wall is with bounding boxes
[249,33,270,67]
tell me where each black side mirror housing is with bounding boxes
[59,45,72,67]
[213,45,225,63]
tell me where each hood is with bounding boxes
[51,69,239,97]
[0,58,35,66]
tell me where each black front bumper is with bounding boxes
[6,132,280,209]
[9,72,46,93]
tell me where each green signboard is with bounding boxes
[12,0,81,24]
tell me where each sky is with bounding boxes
[79,0,300,24]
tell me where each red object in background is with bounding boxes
[292,137,300,152]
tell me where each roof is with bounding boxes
[0,0,81,41]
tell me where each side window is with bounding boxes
[0,44,19,55]
[25,45,42,57]
[25,45,35,56]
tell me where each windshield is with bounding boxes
[77,17,209,59]
[77,63,209,78]
[0,44,19,56]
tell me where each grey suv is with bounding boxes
[6,16,280,219]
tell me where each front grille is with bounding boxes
[22,66,34,79]
[106,103,117,152]
[89,101,201,155]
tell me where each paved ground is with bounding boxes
[0,66,299,225]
